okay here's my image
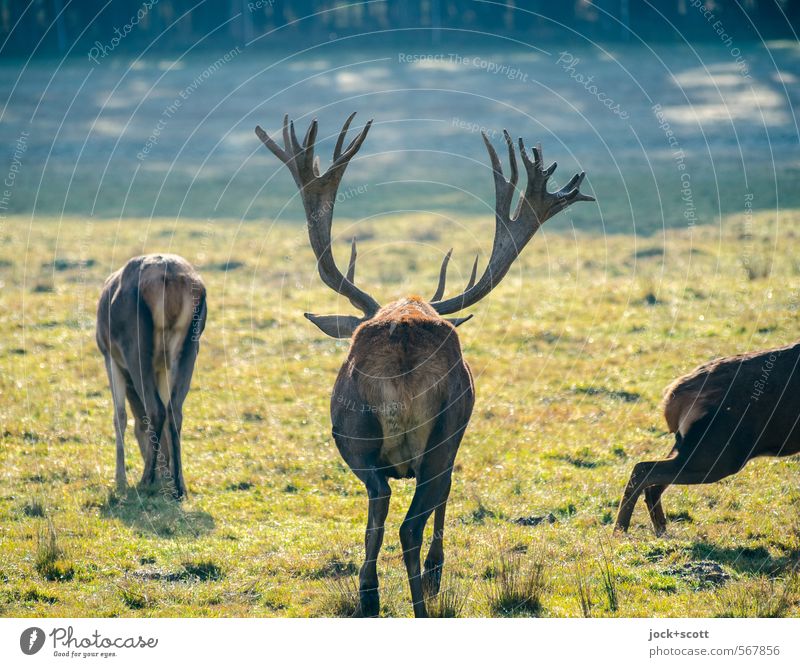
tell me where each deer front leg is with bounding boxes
[359,474,391,617]
[105,357,129,492]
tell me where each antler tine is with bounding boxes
[255,113,380,319]
[559,170,584,194]
[255,125,288,163]
[431,132,594,316]
[334,119,372,168]
[481,131,503,179]
[303,118,318,150]
[465,255,479,291]
[289,120,302,154]
[431,250,478,303]
[334,112,357,161]
[559,172,594,201]
[347,237,357,283]
[481,131,515,220]
[503,130,518,191]
[431,248,453,302]
[282,114,292,157]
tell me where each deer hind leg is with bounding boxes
[331,399,386,617]
[164,333,200,499]
[118,317,167,491]
[357,473,391,617]
[423,478,451,597]
[400,468,453,618]
[614,452,726,535]
[614,459,680,534]
[125,380,149,461]
[104,357,128,492]
[644,485,668,536]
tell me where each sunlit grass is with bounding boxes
[0,211,799,616]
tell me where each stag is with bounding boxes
[615,341,800,535]
[256,113,593,616]
[96,254,207,498]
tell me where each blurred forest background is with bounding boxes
[1,1,797,232]
[2,1,800,618]
[2,0,799,54]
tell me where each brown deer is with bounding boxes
[615,341,800,535]
[96,254,207,499]
[256,113,594,616]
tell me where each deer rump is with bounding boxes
[662,342,800,458]
[100,255,204,462]
[349,317,463,478]
[136,258,198,404]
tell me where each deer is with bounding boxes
[255,112,594,616]
[96,254,207,499]
[615,341,800,536]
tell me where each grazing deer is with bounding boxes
[96,254,207,499]
[256,113,593,616]
[615,341,800,535]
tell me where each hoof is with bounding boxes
[359,588,380,618]
[423,561,443,596]
[653,523,667,537]
[612,524,628,536]
[136,480,156,495]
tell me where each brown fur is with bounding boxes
[96,254,206,498]
[327,295,474,616]
[662,343,799,436]
[349,298,462,477]
[137,255,202,401]
[617,339,800,535]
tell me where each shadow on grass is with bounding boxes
[689,541,800,576]
[100,488,214,538]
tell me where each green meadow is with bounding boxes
[1,210,798,617]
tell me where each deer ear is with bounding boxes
[304,313,362,339]
[446,314,474,327]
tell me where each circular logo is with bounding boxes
[20,627,45,655]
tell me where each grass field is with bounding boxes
[1,210,799,617]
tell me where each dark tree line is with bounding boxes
[1,0,798,56]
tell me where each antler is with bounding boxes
[255,113,380,320]
[430,131,594,315]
